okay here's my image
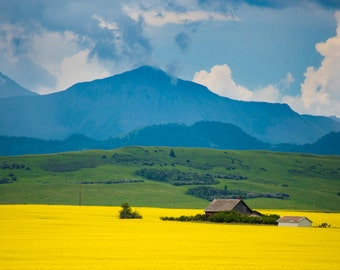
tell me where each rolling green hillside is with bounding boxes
[0,147,339,211]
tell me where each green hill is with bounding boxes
[0,147,339,211]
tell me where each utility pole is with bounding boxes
[79,183,82,206]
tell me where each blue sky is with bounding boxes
[0,0,339,117]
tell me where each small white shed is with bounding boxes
[277,216,312,227]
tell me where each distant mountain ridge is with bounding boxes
[0,72,38,98]
[116,121,269,149]
[1,121,340,156]
[0,66,339,144]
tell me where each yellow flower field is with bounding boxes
[1,205,340,269]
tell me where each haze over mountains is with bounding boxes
[0,66,340,152]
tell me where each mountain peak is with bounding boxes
[66,65,175,96]
[0,72,38,98]
[118,65,171,83]
[134,65,163,73]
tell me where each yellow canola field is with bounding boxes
[1,205,340,270]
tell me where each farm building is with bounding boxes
[204,199,261,217]
[277,216,312,227]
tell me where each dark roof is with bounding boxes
[277,216,312,223]
[204,199,246,212]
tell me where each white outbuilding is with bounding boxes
[277,216,312,227]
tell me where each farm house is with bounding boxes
[204,198,261,217]
[277,216,312,227]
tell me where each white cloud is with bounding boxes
[19,28,111,94]
[24,29,109,94]
[252,85,280,103]
[36,49,110,94]
[282,72,295,89]
[0,24,93,92]
[28,30,81,78]
[285,11,340,116]
[92,15,125,57]
[124,6,238,26]
[193,64,252,100]
[59,50,110,91]
[0,24,28,64]
[93,15,119,31]
[193,64,282,103]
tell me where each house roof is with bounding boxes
[204,199,247,212]
[277,216,312,223]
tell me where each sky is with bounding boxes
[0,0,340,117]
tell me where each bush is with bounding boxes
[119,202,142,219]
[0,177,11,184]
[318,223,331,228]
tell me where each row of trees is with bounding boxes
[80,179,144,185]
[135,168,219,186]
[1,162,30,170]
[186,186,290,201]
[161,211,280,225]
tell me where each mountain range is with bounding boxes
[1,66,340,149]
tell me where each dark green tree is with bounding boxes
[119,202,142,219]
[169,149,176,158]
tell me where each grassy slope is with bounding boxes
[0,146,339,211]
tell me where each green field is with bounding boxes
[1,146,339,211]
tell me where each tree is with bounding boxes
[119,202,142,219]
[169,149,176,158]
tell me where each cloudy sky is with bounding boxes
[1,0,340,117]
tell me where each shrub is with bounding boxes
[318,223,331,228]
[119,202,142,219]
